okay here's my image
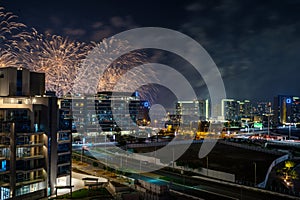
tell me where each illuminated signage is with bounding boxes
[286,98,292,104]
[254,122,263,128]
[144,101,149,107]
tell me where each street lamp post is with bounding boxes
[154,119,157,129]
[139,160,142,178]
[268,115,270,136]
[288,116,291,140]
[172,147,175,170]
[245,124,249,134]
[254,162,257,186]
[263,113,273,136]
[206,156,209,176]
[289,124,291,140]
[81,147,83,163]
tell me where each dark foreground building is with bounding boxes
[0,67,71,199]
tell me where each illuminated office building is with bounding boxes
[221,99,238,121]
[273,95,300,125]
[176,100,209,125]
[59,91,150,143]
[220,99,252,121]
[237,100,252,118]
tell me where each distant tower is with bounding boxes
[273,95,300,125]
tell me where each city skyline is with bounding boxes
[1,2,300,199]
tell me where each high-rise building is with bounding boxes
[252,102,272,122]
[221,99,238,121]
[273,95,300,125]
[176,100,209,125]
[220,99,253,121]
[59,91,150,143]
[0,67,71,199]
[254,102,272,116]
[237,100,252,118]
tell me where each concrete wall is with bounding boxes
[197,168,235,182]
[0,67,16,96]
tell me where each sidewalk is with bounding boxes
[72,160,132,186]
[45,161,110,199]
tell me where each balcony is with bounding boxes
[57,167,71,177]
[57,134,71,144]
[0,143,10,148]
[57,154,71,166]
[16,177,45,186]
[58,143,71,154]
[57,162,71,167]
[0,123,11,134]
[0,167,9,175]
[16,141,44,147]
[0,155,9,160]
[16,166,45,173]
[16,132,45,136]
[57,151,71,157]
[0,176,10,187]
[16,154,44,160]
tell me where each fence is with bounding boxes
[257,154,290,188]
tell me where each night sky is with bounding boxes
[2,0,300,102]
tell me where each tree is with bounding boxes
[285,161,295,170]
[277,160,298,182]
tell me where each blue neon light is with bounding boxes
[286,98,292,104]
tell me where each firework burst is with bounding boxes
[0,7,29,67]
[20,30,89,96]
[1,7,157,99]
[0,7,26,41]
[74,38,157,101]
[0,48,16,67]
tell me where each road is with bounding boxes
[74,149,300,200]
[149,169,299,200]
